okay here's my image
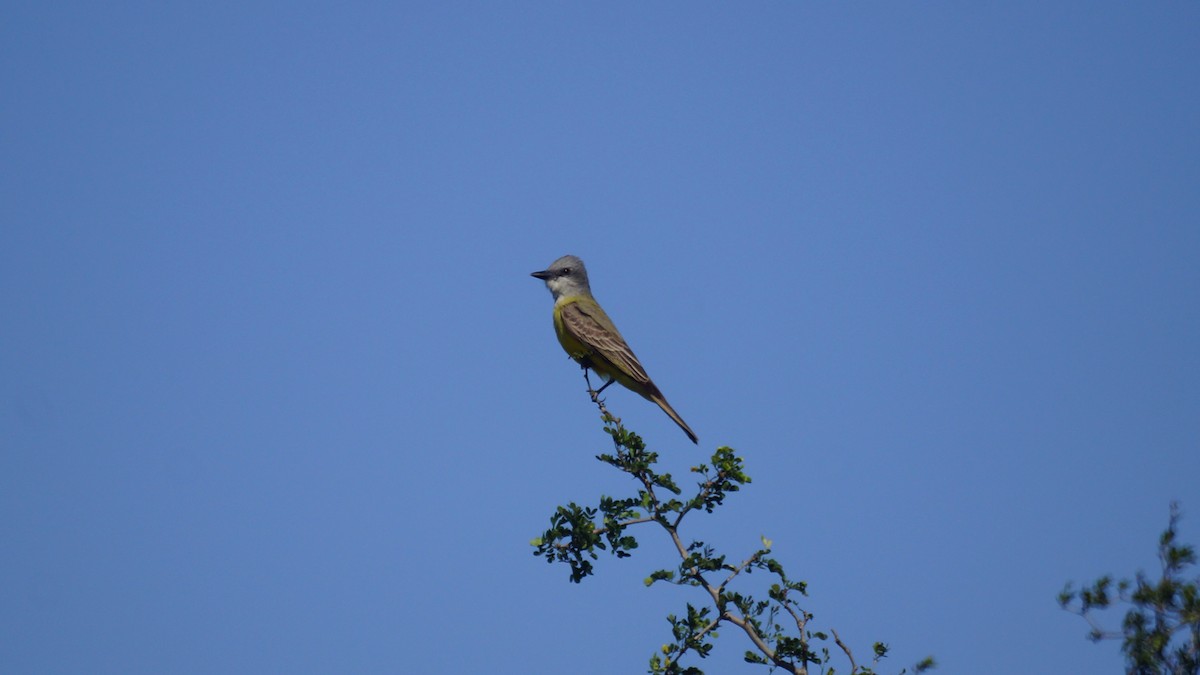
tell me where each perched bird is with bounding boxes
[531,255,698,444]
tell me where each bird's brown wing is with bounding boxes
[559,300,653,389]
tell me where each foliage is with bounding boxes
[1059,503,1200,675]
[532,406,934,675]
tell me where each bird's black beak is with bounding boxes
[531,269,552,280]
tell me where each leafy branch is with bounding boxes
[532,388,933,675]
[1059,502,1200,675]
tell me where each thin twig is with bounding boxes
[718,550,763,593]
[689,614,725,646]
[723,610,805,674]
[780,599,809,638]
[583,368,616,424]
[832,629,857,673]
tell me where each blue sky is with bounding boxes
[2,3,1197,673]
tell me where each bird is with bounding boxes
[531,254,698,444]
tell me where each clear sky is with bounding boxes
[2,3,1197,673]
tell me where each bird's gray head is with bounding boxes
[531,254,592,299]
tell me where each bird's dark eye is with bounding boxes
[560,267,572,275]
